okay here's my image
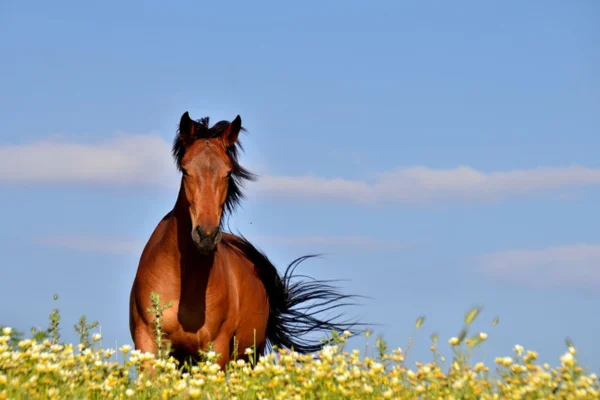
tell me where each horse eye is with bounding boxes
[182,169,189,176]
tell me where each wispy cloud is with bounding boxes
[475,243,600,289]
[2,135,600,204]
[34,234,407,255]
[35,235,144,255]
[251,166,600,204]
[254,234,411,252]
[0,134,177,187]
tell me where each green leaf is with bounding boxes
[465,306,482,326]
[457,327,468,345]
[430,332,438,344]
[467,334,483,349]
[415,316,426,329]
[565,337,575,349]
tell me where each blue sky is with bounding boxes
[1,0,599,371]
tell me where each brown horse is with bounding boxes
[129,111,360,369]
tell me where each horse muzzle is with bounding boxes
[191,226,222,253]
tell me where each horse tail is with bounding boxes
[224,234,364,354]
[263,255,363,354]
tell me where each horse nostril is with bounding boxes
[213,230,222,244]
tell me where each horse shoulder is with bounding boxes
[132,214,181,325]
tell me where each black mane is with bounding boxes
[172,116,256,217]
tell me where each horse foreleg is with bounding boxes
[210,335,231,370]
[132,324,160,378]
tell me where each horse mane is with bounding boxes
[171,116,257,217]
[221,233,363,354]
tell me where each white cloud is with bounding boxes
[0,134,177,187]
[475,243,600,289]
[254,234,410,252]
[35,235,145,255]
[34,234,407,254]
[2,135,600,203]
[251,165,600,204]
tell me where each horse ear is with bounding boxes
[178,111,195,144]
[223,115,242,147]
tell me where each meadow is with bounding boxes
[1,294,598,399]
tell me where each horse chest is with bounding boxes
[162,290,231,350]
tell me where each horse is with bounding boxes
[129,111,361,369]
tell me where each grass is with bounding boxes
[0,294,598,399]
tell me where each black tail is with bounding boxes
[223,234,364,354]
[264,255,364,353]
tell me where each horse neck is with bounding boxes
[168,184,220,276]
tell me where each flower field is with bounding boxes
[1,299,598,399]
